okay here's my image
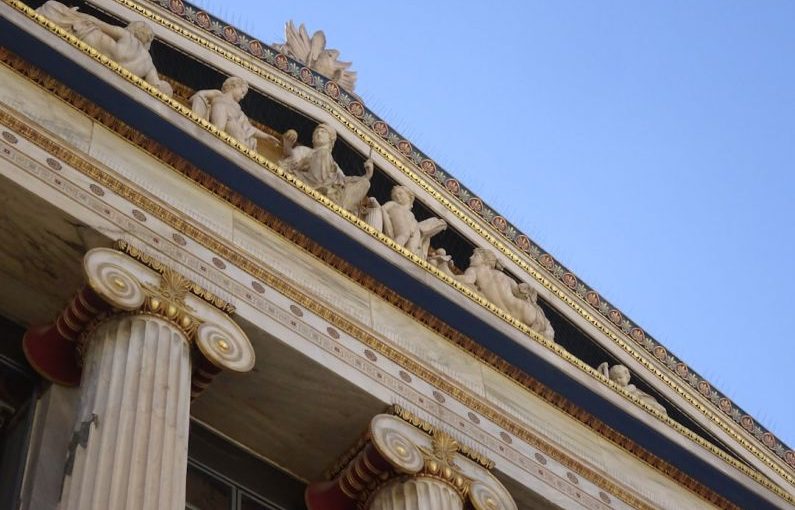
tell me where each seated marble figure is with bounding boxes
[597,362,667,415]
[36,0,173,96]
[279,124,373,214]
[454,248,554,340]
[191,76,278,151]
[428,248,456,275]
[364,185,446,260]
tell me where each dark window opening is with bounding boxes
[186,421,306,510]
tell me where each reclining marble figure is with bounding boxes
[36,0,173,97]
[191,77,278,151]
[454,248,555,340]
[364,185,447,260]
[279,124,372,213]
[597,362,668,415]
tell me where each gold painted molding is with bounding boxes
[115,239,235,314]
[389,404,495,470]
[75,0,795,482]
[0,106,771,510]
[0,4,792,500]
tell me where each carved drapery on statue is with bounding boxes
[454,248,554,340]
[31,0,554,349]
[365,185,447,261]
[306,412,516,510]
[36,0,173,96]
[279,123,373,214]
[273,21,357,91]
[598,362,667,415]
[191,76,279,152]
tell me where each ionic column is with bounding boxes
[23,247,254,510]
[306,411,517,510]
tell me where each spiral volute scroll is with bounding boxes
[196,321,254,372]
[370,414,425,474]
[469,479,516,510]
[84,249,146,310]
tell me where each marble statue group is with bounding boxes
[34,1,556,341]
[27,2,679,415]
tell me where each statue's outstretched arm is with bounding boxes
[251,126,279,145]
[363,158,374,179]
[85,16,127,40]
[455,267,478,286]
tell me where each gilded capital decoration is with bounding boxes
[23,247,254,390]
[306,412,516,510]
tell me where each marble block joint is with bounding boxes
[306,412,516,510]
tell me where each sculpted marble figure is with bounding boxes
[280,124,372,213]
[36,0,173,96]
[364,185,447,260]
[455,248,555,339]
[428,248,456,276]
[598,362,668,415]
[191,76,278,151]
[273,21,357,91]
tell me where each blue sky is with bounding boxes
[207,1,795,446]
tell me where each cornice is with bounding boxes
[0,109,746,510]
[1,2,793,498]
[0,57,790,508]
[64,0,795,478]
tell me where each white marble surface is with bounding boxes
[368,478,463,510]
[0,63,92,152]
[18,385,79,510]
[0,54,776,508]
[232,211,373,327]
[368,296,486,397]
[61,315,191,510]
[88,123,236,236]
[481,367,716,510]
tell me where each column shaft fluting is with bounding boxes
[60,314,191,510]
[368,477,464,510]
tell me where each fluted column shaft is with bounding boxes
[60,314,191,510]
[368,477,463,510]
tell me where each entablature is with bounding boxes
[0,1,793,507]
[0,99,746,509]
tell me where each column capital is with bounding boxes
[307,411,517,510]
[23,245,254,387]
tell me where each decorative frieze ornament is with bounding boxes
[35,1,174,96]
[306,413,516,510]
[365,185,447,260]
[274,21,357,91]
[455,248,555,340]
[280,123,373,213]
[191,76,279,151]
[597,362,668,415]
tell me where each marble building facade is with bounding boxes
[0,1,792,509]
